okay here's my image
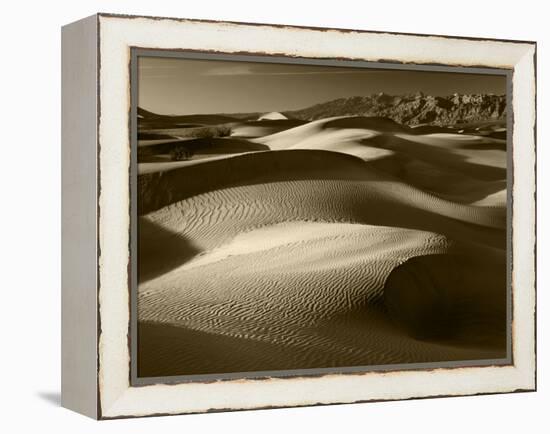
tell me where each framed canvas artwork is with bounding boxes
[61,13,536,419]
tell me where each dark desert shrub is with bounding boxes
[190,125,232,139]
[143,124,233,140]
[170,145,194,161]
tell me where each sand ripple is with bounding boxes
[139,222,504,376]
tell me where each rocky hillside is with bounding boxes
[285,93,506,126]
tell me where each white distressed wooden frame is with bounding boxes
[61,13,536,419]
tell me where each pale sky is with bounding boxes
[138,56,507,116]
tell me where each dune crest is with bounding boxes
[258,111,288,120]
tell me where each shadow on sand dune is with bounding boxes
[138,137,269,159]
[361,134,506,181]
[138,321,315,377]
[138,149,375,215]
[384,252,507,349]
[458,140,507,151]
[363,153,506,204]
[138,149,505,250]
[139,219,200,283]
[324,116,410,133]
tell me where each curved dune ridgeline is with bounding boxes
[137,137,269,159]
[137,114,508,376]
[138,149,505,230]
[230,118,307,138]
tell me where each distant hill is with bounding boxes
[283,93,506,126]
[139,93,506,128]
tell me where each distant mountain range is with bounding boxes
[139,93,507,128]
[283,93,506,126]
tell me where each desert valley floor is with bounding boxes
[136,109,508,377]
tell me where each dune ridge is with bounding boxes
[139,149,504,230]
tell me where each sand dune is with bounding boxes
[258,111,288,120]
[394,133,507,168]
[138,153,262,175]
[253,116,346,149]
[360,134,505,180]
[366,155,506,205]
[139,221,504,376]
[137,114,508,376]
[138,138,181,148]
[254,116,407,150]
[384,248,506,342]
[138,175,505,288]
[138,137,268,160]
[138,149,505,233]
[287,129,392,161]
[253,116,506,182]
[230,119,306,138]
[473,189,507,207]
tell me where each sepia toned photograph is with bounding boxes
[134,54,510,379]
